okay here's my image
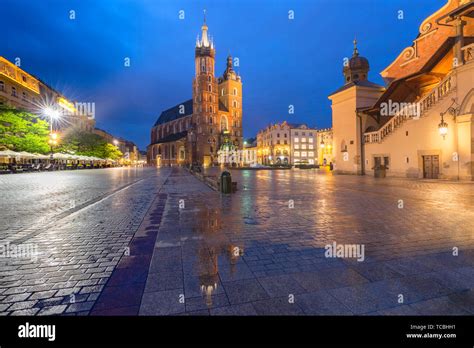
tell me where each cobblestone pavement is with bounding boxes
[2,167,474,316]
[140,168,474,315]
[0,167,171,315]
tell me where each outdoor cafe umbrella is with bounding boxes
[17,151,39,159]
[33,153,50,159]
[52,153,71,160]
[0,149,21,158]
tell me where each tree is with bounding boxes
[0,107,50,153]
[60,127,122,159]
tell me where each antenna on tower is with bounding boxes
[203,9,207,24]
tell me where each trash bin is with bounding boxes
[220,171,232,193]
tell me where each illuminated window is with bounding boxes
[294,144,299,149]
[301,151,307,157]
[308,151,314,157]
[308,145,314,149]
[309,138,313,143]
[301,138,306,142]
[301,144,306,150]
[294,151,300,157]
[294,138,299,143]
[220,115,228,131]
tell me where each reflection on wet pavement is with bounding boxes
[140,167,474,315]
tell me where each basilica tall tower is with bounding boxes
[191,17,218,165]
[190,15,243,166]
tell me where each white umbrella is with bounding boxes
[33,153,49,159]
[18,151,38,159]
[52,153,70,160]
[0,149,21,158]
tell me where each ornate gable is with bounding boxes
[381,0,471,83]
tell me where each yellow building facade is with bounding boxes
[329,0,474,180]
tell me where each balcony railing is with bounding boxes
[364,72,456,144]
[462,43,474,63]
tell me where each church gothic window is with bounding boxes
[220,115,228,132]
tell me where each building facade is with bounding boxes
[316,128,334,166]
[148,19,243,167]
[0,56,95,132]
[256,121,318,165]
[329,0,474,180]
[93,128,139,164]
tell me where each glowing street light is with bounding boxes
[43,107,61,133]
[113,139,119,146]
[48,132,59,160]
[438,114,448,139]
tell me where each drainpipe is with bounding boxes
[356,112,365,175]
[437,13,466,66]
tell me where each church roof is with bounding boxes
[153,99,193,127]
[149,131,188,145]
[329,80,384,96]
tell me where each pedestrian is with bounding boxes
[329,162,334,171]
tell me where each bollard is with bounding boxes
[220,171,232,193]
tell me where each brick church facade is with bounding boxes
[147,18,243,167]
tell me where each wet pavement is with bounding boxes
[140,168,474,315]
[1,167,474,315]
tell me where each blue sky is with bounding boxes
[2,0,445,149]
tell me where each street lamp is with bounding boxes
[438,114,448,139]
[43,107,60,133]
[48,132,59,160]
[439,98,460,139]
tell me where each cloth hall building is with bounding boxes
[328,0,474,180]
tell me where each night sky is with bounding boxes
[2,0,444,150]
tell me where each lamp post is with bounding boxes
[48,132,58,161]
[44,107,61,160]
[438,99,460,139]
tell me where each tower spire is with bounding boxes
[353,37,359,57]
[199,9,210,47]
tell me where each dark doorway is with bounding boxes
[423,155,439,179]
